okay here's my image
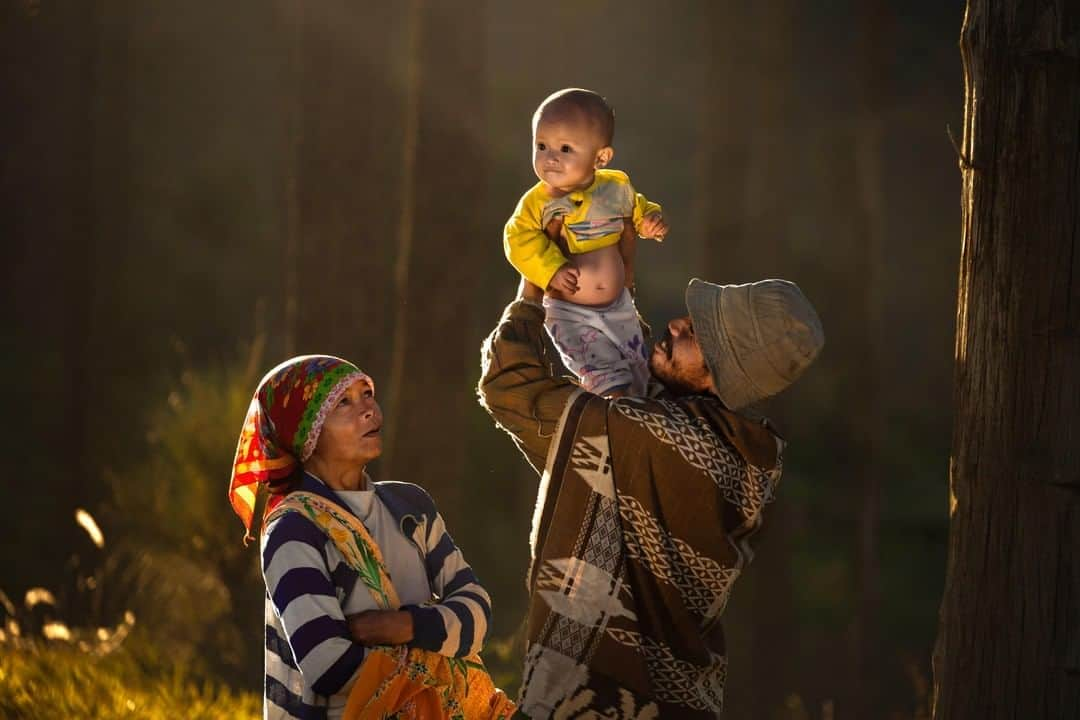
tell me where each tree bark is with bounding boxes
[932,2,1080,718]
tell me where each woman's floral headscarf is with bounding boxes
[228,355,371,539]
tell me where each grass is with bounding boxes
[0,638,260,720]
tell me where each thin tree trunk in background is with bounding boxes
[387,0,486,518]
[697,3,750,279]
[851,1,892,716]
[0,0,123,616]
[290,2,399,379]
[279,0,303,357]
[743,4,798,717]
[700,3,799,716]
[698,0,799,279]
[739,1,796,275]
[90,0,131,423]
[64,1,98,524]
[696,13,753,707]
[932,1,1080,717]
[382,0,423,479]
[85,0,132,624]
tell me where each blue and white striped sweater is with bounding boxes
[261,473,491,720]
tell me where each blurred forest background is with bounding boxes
[2,0,964,717]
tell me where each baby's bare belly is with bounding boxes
[548,244,625,307]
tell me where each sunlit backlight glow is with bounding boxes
[0,589,16,616]
[24,587,56,609]
[42,622,73,641]
[91,611,137,655]
[75,508,105,548]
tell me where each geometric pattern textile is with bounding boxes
[620,494,740,622]
[606,627,727,713]
[614,398,777,520]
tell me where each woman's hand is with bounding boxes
[347,609,414,646]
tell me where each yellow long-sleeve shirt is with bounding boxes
[504,169,662,290]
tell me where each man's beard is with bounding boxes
[649,330,705,396]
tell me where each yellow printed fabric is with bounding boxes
[504,169,662,289]
[344,646,516,720]
[267,493,514,720]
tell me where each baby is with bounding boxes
[504,88,668,397]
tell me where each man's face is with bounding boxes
[649,315,714,395]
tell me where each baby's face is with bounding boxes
[532,113,610,193]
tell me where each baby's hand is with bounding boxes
[548,265,580,295]
[640,212,669,241]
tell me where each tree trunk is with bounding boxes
[744,7,800,715]
[932,2,1080,718]
[288,1,400,378]
[851,1,892,715]
[381,0,423,476]
[0,0,128,617]
[696,2,751,279]
[278,0,303,357]
[382,0,486,519]
[61,2,97,522]
[699,3,800,716]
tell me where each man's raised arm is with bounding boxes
[476,296,585,474]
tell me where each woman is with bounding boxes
[228,355,513,719]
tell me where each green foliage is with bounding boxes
[97,339,269,685]
[0,333,272,712]
[481,630,525,700]
[0,637,259,720]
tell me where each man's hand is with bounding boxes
[346,609,414,647]
[544,216,570,257]
[518,277,545,302]
[548,264,580,295]
[640,212,669,241]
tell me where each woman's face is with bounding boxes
[310,378,383,467]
